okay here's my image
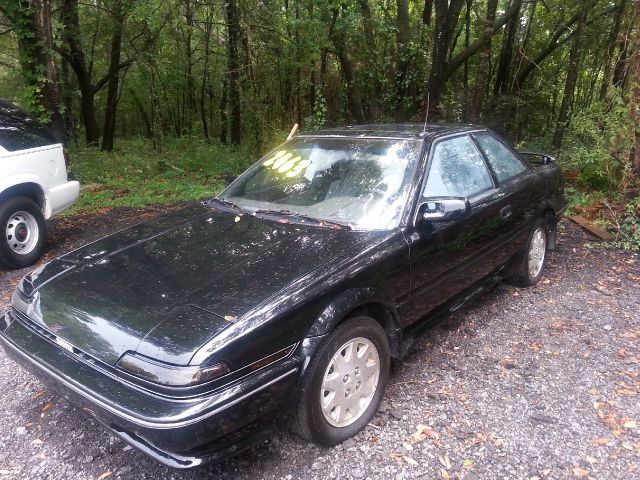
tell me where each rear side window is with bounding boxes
[0,100,55,152]
[472,132,527,183]
[423,135,493,199]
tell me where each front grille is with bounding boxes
[11,308,104,368]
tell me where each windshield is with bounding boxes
[222,136,422,230]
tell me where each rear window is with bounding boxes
[0,100,55,152]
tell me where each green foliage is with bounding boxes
[558,92,635,191]
[564,186,600,216]
[66,137,253,213]
[611,196,640,252]
[303,91,328,131]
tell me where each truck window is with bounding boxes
[0,100,55,152]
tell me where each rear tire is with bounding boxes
[507,218,547,287]
[0,196,46,270]
[292,316,390,446]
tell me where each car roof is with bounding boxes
[300,123,486,140]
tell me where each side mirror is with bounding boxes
[417,198,470,225]
[518,151,555,165]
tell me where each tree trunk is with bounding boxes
[395,0,411,121]
[219,77,228,145]
[331,8,365,124]
[462,0,471,120]
[629,1,640,172]
[101,0,124,151]
[128,88,152,138]
[424,0,466,119]
[494,0,522,95]
[60,0,99,145]
[470,0,498,122]
[334,39,366,124]
[599,0,627,100]
[226,0,241,147]
[200,10,213,141]
[552,11,586,150]
[2,0,66,142]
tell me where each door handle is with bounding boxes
[500,205,513,220]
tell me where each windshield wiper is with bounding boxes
[253,209,351,230]
[209,197,245,213]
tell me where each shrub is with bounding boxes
[559,90,635,191]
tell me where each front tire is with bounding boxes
[0,196,46,269]
[507,218,547,287]
[292,316,390,446]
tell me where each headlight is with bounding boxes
[117,353,229,387]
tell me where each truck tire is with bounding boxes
[0,195,46,269]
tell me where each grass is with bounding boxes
[65,137,256,214]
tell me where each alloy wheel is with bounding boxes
[320,337,380,428]
[528,227,546,279]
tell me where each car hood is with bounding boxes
[16,203,376,366]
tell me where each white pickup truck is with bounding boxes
[0,100,80,269]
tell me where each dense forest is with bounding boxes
[0,0,638,190]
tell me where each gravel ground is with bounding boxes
[0,207,638,480]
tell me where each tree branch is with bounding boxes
[444,0,523,80]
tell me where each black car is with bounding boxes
[0,124,565,468]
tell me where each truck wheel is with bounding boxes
[0,196,46,269]
[292,316,390,446]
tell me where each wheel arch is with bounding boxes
[305,288,403,359]
[540,206,558,250]
[0,182,46,213]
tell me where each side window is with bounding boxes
[422,136,493,199]
[0,100,55,152]
[472,132,527,183]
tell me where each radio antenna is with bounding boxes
[422,93,430,133]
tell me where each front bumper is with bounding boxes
[0,310,300,468]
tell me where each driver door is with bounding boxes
[402,134,508,325]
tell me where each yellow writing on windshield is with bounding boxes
[262,150,287,166]
[263,151,311,177]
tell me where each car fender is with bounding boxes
[305,287,402,355]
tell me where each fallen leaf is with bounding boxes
[439,469,450,480]
[96,472,113,480]
[389,452,403,464]
[498,358,515,368]
[402,455,418,465]
[411,424,439,442]
[40,403,54,417]
[31,439,44,445]
[623,419,637,429]
[31,391,44,399]
[462,459,473,468]
[223,315,236,322]
[593,438,610,446]
[402,441,413,451]
[438,455,451,469]
[585,456,597,464]
[571,467,589,478]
